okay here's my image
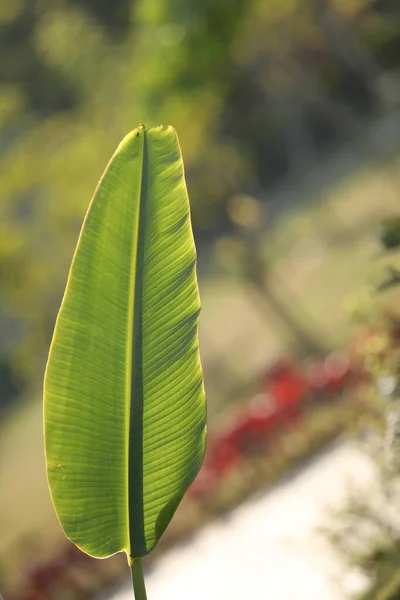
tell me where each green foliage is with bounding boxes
[375,571,400,600]
[44,126,206,569]
[1,0,400,398]
[360,544,400,600]
[379,216,400,250]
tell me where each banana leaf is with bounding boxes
[44,125,206,578]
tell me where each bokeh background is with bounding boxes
[2,0,400,598]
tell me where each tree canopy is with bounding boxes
[1,0,399,399]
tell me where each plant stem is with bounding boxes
[130,558,148,600]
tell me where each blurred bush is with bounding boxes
[1,0,400,401]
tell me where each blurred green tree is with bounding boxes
[1,0,400,397]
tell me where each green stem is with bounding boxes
[130,558,148,600]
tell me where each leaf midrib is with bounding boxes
[126,126,147,559]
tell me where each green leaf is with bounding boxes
[44,124,206,561]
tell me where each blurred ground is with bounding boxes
[107,438,374,600]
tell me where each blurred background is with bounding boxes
[2,0,400,598]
